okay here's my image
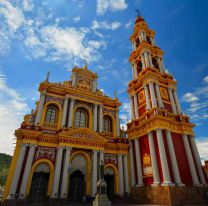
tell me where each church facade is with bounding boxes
[2,15,208,205]
[3,65,129,204]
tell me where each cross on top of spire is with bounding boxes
[135,9,141,17]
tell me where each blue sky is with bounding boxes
[0,0,207,161]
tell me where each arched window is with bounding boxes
[137,60,142,74]
[74,109,88,128]
[146,36,152,45]
[152,57,159,70]
[45,105,58,123]
[103,116,112,132]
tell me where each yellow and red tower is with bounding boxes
[127,15,207,204]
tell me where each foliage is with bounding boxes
[0,153,12,186]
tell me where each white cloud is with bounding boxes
[91,20,121,30]
[73,16,80,23]
[96,0,127,15]
[0,0,25,32]
[37,25,105,63]
[124,20,132,29]
[22,0,34,12]
[196,137,208,163]
[0,72,29,155]
[0,1,106,64]
[203,76,208,84]
[182,92,199,103]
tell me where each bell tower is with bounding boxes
[127,14,207,205]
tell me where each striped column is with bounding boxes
[182,134,201,186]
[118,154,124,195]
[144,84,151,110]
[19,144,36,199]
[60,147,72,198]
[168,88,177,114]
[129,141,136,186]
[51,147,64,198]
[8,144,27,198]
[189,136,207,185]
[148,132,160,185]
[61,95,69,127]
[166,131,184,186]
[134,139,143,186]
[35,90,46,124]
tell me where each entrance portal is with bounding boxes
[104,167,115,200]
[28,163,50,204]
[69,170,85,201]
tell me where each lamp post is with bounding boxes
[93,161,111,206]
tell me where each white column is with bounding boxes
[100,151,104,164]
[123,155,129,193]
[129,141,136,186]
[150,36,155,46]
[67,98,75,128]
[91,150,98,196]
[134,139,143,186]
[35,90,46,124]
[158,57,164,73]
[173,90,182,114]
[130,96,135,120]
[92,80,97,92]
[182,134,200,186]
[168,88,177,114]
[99,105,103,133]
[155,83,164,108]
[189,136,207,185]
[149,82,157,108]
[93,104,98,132]
[51,147,64,198]
[19,145,36,199]
[148,132,160,185]
[144,52,150,67]
[148,53,154,68]
[131,64,135,79]
[60,147,72,198]
[139,33,142,42]
[133,41,136,50]
[156,129,172,185]
[161,59,166,72]
[133,94,139,119]
[118,154,124,195]
[144,84,151,110]
[8,144,27,198]
[142,32,147,41]
[166,131,184,186]
[141,54,146,70]
[61,96,69,127]
[133,62,138,78]
[116,110,120,137]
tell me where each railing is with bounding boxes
[43,122,57,129]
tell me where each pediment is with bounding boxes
[60,128,107,142]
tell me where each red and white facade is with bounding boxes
[127,15,207,188]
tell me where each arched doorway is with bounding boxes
[28,163,50,204]
[69,170,85,201]
[69,154,87,201]
[104,167,115,200]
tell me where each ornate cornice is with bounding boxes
[127,113,194,139]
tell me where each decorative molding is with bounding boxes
[104,153,118,167]
[46,95,64,106]
[128,116,194,139]
[33,146,56,163]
